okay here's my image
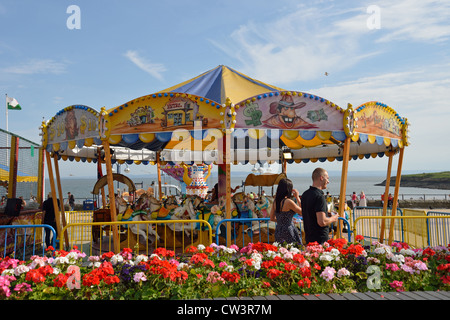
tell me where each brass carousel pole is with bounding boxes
[379,150,394,243]
[52,153,69,248]
[388,147,405,245]
[156,151,162,201]
[45,151,63,250]
[337,136,351,238]
[102,140,120,253]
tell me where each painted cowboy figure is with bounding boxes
[263,95,317,129]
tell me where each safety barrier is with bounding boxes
[63,210,94,244]
[351,206,404,243]
[331,217,352,243]
[0,224,56,260]
[426,211,450,247]
[59,219,212,255]
[352,215,450,248]
[352,206,403,224]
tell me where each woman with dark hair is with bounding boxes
[270,178,302,245]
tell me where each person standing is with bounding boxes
[269,178,302,245]
[301,168,339,245]
[351,191,358,209]
[359,191,367,207]
[42,193,60,248]
[67,192,75,211]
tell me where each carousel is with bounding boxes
[40,65,410,252]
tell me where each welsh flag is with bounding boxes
[6,96,21,110]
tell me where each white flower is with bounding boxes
[197,244,206,251]
[177,262,189,271]
[13,265,30,276]
[320,254,333,262]
[330,248,340,256]
[400,248,416,256]
[53,256,69,265]
[390,254,405,264]
[337,268,351,277]
[1,269,14,276]
[224,247,236,254]
[251,252,263,263]
[224,265,234,272]
[264,250,277,259]
[110,254,124,265]
[283,252,294,260]
[134,254,148,264]
[289,247,300,255]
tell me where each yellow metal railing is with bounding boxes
[352,215,450,248]
[59,219,212,255]
[63,210,94,244]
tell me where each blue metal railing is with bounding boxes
[0,224,56,260]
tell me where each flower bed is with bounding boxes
[1,237,449,300]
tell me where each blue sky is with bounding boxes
[1,0,449,177]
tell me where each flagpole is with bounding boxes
[5,94,9,169]
[5,93,8,132]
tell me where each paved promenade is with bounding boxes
[206,290,450,301]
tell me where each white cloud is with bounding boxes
[124,50,166,81]
[3,59,67,74]
[210,5,379,84]
[211,1,450,85]
[374,0,450,43]
[309,63,450,170]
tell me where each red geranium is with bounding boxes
[25,269,46,284]
[221,271,241,283]
[297,278,311,288]
[53,273,69,288]
[267,269,284,279]
[284,263,297,272]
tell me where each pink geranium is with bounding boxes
[320,266,336,282]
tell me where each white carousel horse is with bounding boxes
[242,195,276,234]
[124,194,163,245]
[169,196,199,235]
[255,195,274,218]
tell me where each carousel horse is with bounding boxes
[92,195,132,242]
[168,196,199,235]
[255,194,274,218]
[232,192,246,203]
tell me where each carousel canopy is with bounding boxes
[41,65,409,166]
[92,173,136,195]
[244,173,287,187]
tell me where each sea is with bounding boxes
[44,171,450,204]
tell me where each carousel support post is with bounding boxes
[336,136,351,239]
[388,147,404,245]
[218,129,231,246]
[97,147,107,208]
[157,151,162,201]
[379,151,394,243]
[45,151,64,250]
[282,158,287,174]
[103,141,120,253]
[37,147,45,205]
[225,130,232,247]
[7,135,19,199]
[52,153,69,248]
